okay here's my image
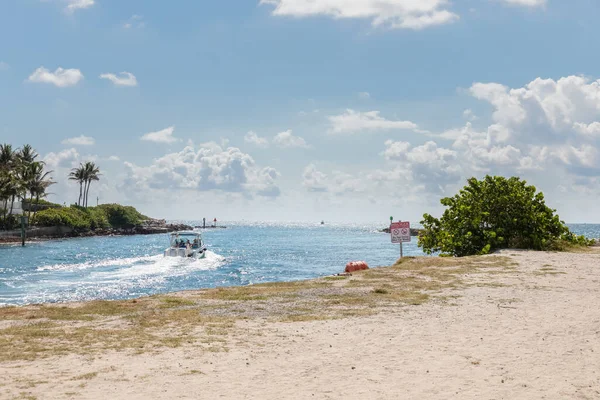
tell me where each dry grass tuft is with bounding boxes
[0,255,521,362]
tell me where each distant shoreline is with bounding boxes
[0,219,194,244]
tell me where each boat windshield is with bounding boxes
[170,233,202,249]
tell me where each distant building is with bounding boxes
[0,200,23,215]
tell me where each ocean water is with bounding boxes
[1,222,598,306]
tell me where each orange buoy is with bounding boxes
[345,261,369,273]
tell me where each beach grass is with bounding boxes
[0,255,518,362]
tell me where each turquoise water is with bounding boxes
[1,222,598,306]
[0,222,421,306]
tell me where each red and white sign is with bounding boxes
[391,221,411,243]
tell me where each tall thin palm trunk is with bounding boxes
[31,194,40,224]
[85,179,91,208]
[83,179,89,207]
[8,195,14,217]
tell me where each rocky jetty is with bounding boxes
[133,219,193,235]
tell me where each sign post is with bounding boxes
[390,221,411,258]
[20,216,28,247]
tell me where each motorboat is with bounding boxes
[164,231,207,259]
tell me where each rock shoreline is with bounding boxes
[0,219,193,243]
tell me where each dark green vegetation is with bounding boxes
[35,204,148,231]
[1,143,149,233]
[0,144,54,229]
[419,176,594,257]
[68,162,101,208]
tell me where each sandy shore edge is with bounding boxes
[1,250,599,399]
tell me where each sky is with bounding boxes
[1,0,600,223]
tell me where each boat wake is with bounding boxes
[36,251,225,274]
[1,251,229,305]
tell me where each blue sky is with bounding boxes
[1,0,600,222]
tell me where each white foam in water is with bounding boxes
[8,251,227,305]
[36,256,156,272]
[34,251,225,284]
[94,251,225,281]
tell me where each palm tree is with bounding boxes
[0,144,15,170]
[0,143,54,229]
[69,164,85,206]
[17,144,39,164]
[0,144,19,227]
[0,170,12,224]
[23,162,55,223]
[82,162,100,208]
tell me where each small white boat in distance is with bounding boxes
[164,231,207,259]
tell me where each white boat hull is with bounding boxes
[164,248,207,259]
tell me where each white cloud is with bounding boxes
[122,143,280,197]
[302,164,328,192]
[358,92,371,99]
[329,109,419,134]
[343,75,600,204]
[64,0,95,13]
[273,130,309,148]
[574,122,600,137]
[123,14,145,29]
[302,164,363,196]
[501,0,546,7]
[463,109,477,121]
[43,148,80,169]
[27,67,84,87]
[470,76,600,135]
[108,156,120,161]
[244,131,269,148]
[99,72,138,87]
[382,140,461,193]
[379,74,600,196]
[141,127,179,144]
[553,145,599,170]
[0,61,9,71]
[260,0,459,30]
[61,135,95,146]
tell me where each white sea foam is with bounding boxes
[36,251,225,277]
[93,251,225,281]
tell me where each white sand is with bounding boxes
[2,250,600,399]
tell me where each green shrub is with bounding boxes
[0,213,19,230]
[35,207,92,231]
[35,204,148,231]
[418,176,593,257]
[96,204,148,228]
[25,199,63,208]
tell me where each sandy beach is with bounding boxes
[1,249,599,399]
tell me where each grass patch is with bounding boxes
[0,255,521,362]
[373,288,389,295]
[159,297,196,308]
[71,372,98,381]
[324,276,350,281]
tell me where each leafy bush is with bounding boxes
[35,204,148,231]
[35,207,92,231]
[36,206,111,231]
[0,213,19,230]
[25,199,63,208]
[96,204,148,228]
[418,176,593,257]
